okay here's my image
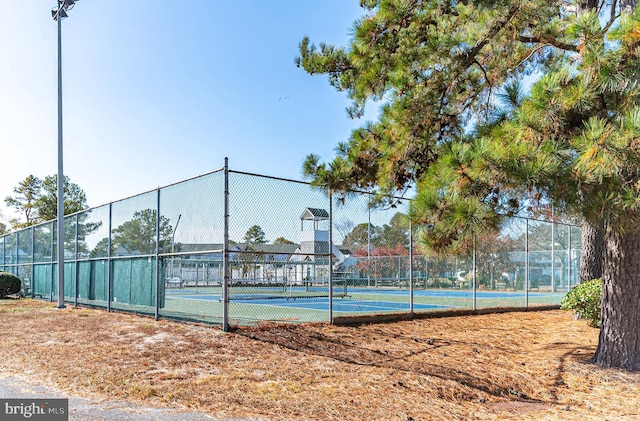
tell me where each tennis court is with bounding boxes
[164,284,565,320]
[172,294,450,313]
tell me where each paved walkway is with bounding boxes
[0,376,269,421]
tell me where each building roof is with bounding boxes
[300,208,329,220]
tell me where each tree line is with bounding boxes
[3,174,86,230]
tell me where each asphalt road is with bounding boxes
[0,376,270,421]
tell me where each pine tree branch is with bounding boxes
[463,2,522,66]
[517,35,579,53]
[606,0,619,31]
[473,58,492,88]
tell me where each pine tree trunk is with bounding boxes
[593,226,640,370]
[579,218,604,283]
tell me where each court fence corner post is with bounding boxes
[222,157,230,332]
[107,202,113,313]
[155,187,161,321]
[74,213,79,308]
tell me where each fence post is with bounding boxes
[329,189,334,325]
[155,188,161,321]
[525,218,529,308]
[367,198,371,288]
[472,234,477,311]
[16,230,19,276]
[50,224,55,302]
[74,213,79,307]
[551,214,556,292]
[223,157,230,332]
[107,203,113,313]
[567,225,572,289]
[30,226,35,297]
[409,219,414,317]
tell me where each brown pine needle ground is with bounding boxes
[1,299,638,420]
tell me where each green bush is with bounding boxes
[0,271,22,298]
[561,278,602,328]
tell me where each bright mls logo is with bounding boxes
[0,399,68,420]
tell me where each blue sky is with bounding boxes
[0,1,377,224]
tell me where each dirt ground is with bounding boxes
[0,299,638,421]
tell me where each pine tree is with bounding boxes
[299,1,640,369]
[243,225,267,247]
[298,0,580,199]
[4,175,42,228]
[4,174,88,228]
[36,175,87,222]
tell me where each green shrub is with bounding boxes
[0,271,22,298]
[561,278,602,328]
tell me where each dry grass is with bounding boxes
[0,299,639,420]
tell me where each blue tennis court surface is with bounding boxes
[168,287,562,313]
[171,294,451,312]
[346,288,550,299]
[244,298,451,312]
[167,287,549,299]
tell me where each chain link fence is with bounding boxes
[0,159,581,328]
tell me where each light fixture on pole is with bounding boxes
[52,0,79,309]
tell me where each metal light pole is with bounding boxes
[52,0,79,309]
